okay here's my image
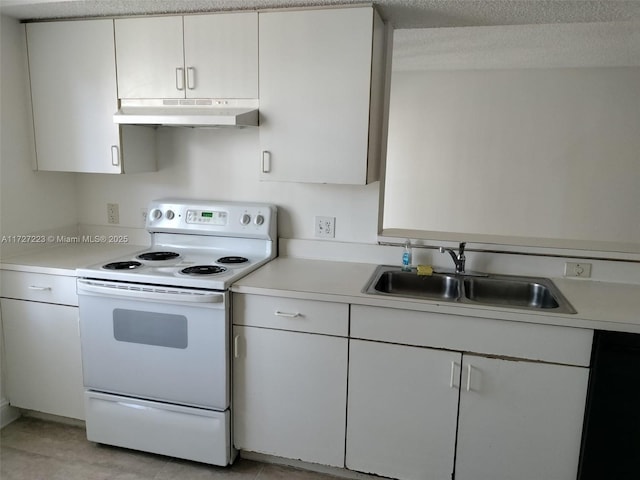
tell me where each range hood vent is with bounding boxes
[114,99,259,127]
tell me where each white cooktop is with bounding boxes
[76,198,277,290]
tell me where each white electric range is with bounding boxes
[76,198,277,466]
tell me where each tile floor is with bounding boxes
[0,417,340,480]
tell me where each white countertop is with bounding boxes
[0,243,145,276]
[232,257,640,334]
[2,246,638,333]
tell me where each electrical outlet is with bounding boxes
[107,203,120,224]
[140,208,148,227]
[564,262,592,278]
[315,216,335,238]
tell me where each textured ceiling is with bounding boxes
[393,20,640,70]
[1,0,640,27]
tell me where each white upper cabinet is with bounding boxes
[26,20,154,173]
[258,7,387,184]
[183,13,258,99]
[115,16,183,99]
[115,13,258,99]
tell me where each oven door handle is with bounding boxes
[77,279,224,304]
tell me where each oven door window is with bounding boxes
[113,309,188,349]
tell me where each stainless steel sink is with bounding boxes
[364,265,576,314]
[372,270,460,300]
[463,275,568,310]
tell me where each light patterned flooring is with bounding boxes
[0,417,340,480]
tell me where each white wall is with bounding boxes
[383,66,640,253]
[0,15,78,254]
[76,127,381,243]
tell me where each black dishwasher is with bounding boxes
[578,330,640,479]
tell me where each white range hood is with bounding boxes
[114,99,259,127]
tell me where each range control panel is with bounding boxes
[186,209,228,225]
[146,198,277,240]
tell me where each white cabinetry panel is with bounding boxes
[116,13,258,100]
[233,293,348,336]
[455,354,589,480]
[346,339,460,480]
[1,270,77,306]
[351,304,593,366]
[183,13,258,99]
[27,20,139,173]
[1,298,84,419]
[233,325,348,467]
[258,7,385,184]
[115,16,184,99]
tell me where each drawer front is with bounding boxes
[85,391,231,466]
[351,305,593,367]
[233,294,348,337]
[1,270,77,306]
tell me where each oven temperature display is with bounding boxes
[186,209,228,225]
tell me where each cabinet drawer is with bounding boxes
[1,270,77,306]
[85,391,230,465]
[233,294,348,336]
[351,305,593,366]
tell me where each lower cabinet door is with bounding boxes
[346,339,461,480]
[455,354,589,480]
[233,326,348,467]
[1,298,84,419]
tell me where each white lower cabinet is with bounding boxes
[455,354,589,480]
[1,298,84,420]
[231,296,591,478]
[346,340,461,480]
[232,294,349,467]
[346,305,592,480]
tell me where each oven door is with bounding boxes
[77,279,229,410]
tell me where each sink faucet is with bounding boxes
[439,242,466,274]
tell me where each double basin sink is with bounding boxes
[364,265,576,314]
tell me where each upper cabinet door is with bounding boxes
[27,20,122,173]
[115,16,184,99]
[258,7,386,184]
[115,13,258,100]
[183,13,258,99]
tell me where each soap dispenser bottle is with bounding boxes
[402,240,412,271]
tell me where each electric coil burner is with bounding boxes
[181,265,227,275]
[137,251,180,261]
[217,256,249,264]
[76,198,277,467]
[103,261,142,270]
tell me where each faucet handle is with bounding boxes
[458,242,467,254]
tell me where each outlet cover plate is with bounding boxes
[315,216,335,238]
[107,203,120,225]
[564,262,592,278]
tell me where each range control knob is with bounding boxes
[240,213,251,225]
[150,209,162,221]
[254,214,265,226]
[166,210,175,220]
